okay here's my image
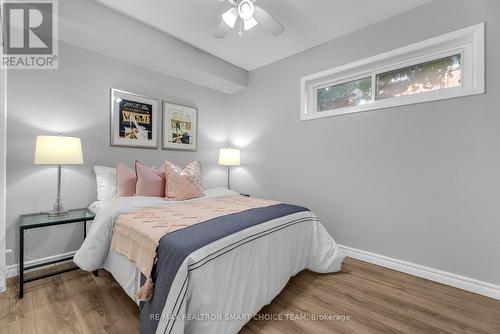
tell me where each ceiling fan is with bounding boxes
[214,0,285,38]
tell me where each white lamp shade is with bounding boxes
[218,148,240,166]
[34,135,84,165]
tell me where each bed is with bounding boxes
[74,188,343,334]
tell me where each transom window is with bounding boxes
[301,23,484,121]
[376,54,462,100]
[317,77,372,111]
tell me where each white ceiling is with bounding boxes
[95,0,432,71]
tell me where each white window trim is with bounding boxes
[300,23,485,121]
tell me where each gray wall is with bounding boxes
[228,0,500,285]
[6,0,499,287]
[6,42,231,266]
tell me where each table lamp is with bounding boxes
[218,148,240,190]
[34,135,84,216]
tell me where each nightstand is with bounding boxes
[18,208,95,298]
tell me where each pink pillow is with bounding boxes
[165,160,204,200]
[116,162,136,197]
[135,161,165,197]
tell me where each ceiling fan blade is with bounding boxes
[221,7,238,28]
[213,19,231,39]
[253,6,284,36]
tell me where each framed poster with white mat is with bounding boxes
[162,101,198,151]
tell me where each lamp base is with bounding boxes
[47,210,69,217]
[47,198,68,217]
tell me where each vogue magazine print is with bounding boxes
[163,102,198,151]
[119,99,153,140]
[111,89,159,148]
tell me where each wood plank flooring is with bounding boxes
[1,258,499,334]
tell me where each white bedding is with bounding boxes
[88,200,111,215]
[74,188,344,334]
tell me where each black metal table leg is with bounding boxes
[19,227,24,299]
[83,220,86,239]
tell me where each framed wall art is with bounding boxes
[162,101,198,151]
[110,88,160,149]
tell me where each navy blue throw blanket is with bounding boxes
[140,203,308,334]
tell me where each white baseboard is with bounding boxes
[338,244,500,301]
[6,250,77,279]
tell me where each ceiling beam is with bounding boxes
[58,0,248,93]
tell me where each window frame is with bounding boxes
[300,23,485,121]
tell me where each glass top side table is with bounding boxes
[18,208,95,298]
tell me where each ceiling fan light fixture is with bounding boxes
[222,7,238,28]
[238,0,254,21]
[214,0,284,39]
[243,16,258,31]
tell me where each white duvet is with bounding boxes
[74,188,344,334]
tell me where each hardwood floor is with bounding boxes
[1,258,499,334]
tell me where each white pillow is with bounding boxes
[93,166,116,201]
